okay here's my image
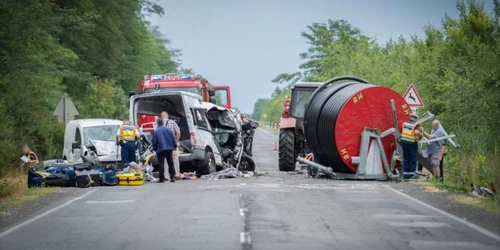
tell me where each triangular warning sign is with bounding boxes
[403,84,424,107]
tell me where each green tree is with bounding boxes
[0,0,180,190]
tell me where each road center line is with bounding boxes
[240,232,252,245]
[0,188,98,239]
[384,185,500,242]
[239,208,247,217]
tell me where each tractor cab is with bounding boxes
[288,82,321,119]
[278,82,320,172]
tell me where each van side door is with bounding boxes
[192,108,222,164]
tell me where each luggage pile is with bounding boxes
[28,160,153,188]
[28,160,117,188]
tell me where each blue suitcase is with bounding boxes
[45,162,76,186]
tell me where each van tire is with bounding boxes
[240,152,255,172]
[200,151,216,175]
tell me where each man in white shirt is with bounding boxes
[161,111,181,179]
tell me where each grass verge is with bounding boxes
[0,170,60,211]
[412,181,500,215]
[0,187,60,211]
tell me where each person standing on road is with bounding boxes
[152,117,177,183]
[116,119,140,167]
[161,111,181,180]
[422,120,446,180]
[400,113,422,180]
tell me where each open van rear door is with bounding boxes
[209,86,231,109]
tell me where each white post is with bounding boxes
[63,94,68,125]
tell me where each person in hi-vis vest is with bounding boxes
[400,113,422,180]
[22,144,39,170]
[116,119,140,166]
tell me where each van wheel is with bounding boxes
[200,151,216,175]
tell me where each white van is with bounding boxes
[130,91,222,174]
[63,119,123,165]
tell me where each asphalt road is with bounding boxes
[1,128,499,250]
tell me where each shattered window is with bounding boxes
[84,125,119,144]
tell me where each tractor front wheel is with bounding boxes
[279,129,296,171]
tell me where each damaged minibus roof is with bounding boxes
[201,102,227,111]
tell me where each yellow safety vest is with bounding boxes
[401,121,419,143]
[120,125,137,141]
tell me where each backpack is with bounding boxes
[101,170,117,186]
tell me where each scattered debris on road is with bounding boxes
[200,167,254,180]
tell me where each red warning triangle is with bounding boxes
[403,84,424,107]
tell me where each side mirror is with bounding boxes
[209,96,216,104]
[208,89,216,96]
[129,91,136,98]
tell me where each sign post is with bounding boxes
[53,93,79,125]
[402,84,424,115]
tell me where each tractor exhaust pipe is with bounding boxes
[296,156,336,178]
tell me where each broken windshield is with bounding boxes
[83,125,120,145]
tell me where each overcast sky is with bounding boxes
[149,0,494,113]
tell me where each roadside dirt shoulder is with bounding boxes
[389,182,500,236]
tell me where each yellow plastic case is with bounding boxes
[116,173,144,186]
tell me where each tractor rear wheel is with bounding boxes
[279,129,296,171]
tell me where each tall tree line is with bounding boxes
[0,0,178,180]
[253,0,500,190]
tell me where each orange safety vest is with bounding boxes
[120,124,137,141]
[401,121,419,143]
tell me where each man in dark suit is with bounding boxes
[152,117,177,183]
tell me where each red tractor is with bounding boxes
[278,82,321,171]
[135,73,231,132]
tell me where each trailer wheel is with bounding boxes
[279,129,296,171]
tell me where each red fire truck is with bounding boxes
[136,73,231,132]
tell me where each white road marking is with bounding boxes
[240,232,245,244]
[385,185,500,242]
[0,189,98,239]
[239,208,247,217]
[372,214,440,219]
[240,183,247,186]
[388,221,450,228]
[240,232,252,245]
[85,200,135,204]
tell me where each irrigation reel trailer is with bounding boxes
[294,76,459,180]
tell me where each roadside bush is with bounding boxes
[445,152,499,193]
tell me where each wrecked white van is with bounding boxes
[63,119,123,165]
[130,91,222,174]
